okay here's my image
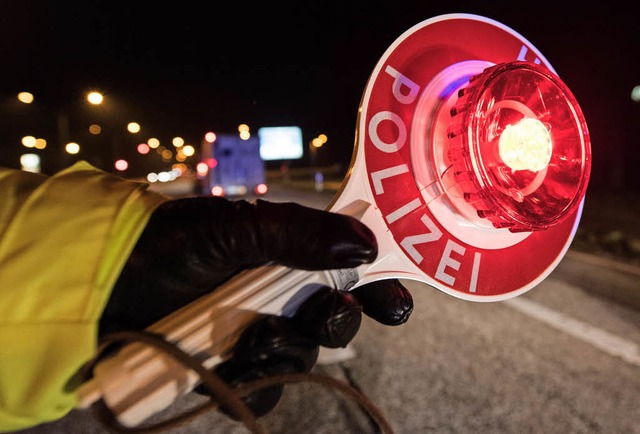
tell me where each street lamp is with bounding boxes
[56,91,106,169]
[17,92,34,104]
[309,134,327,191]
[87,91,104,105]
[309,134,326,167]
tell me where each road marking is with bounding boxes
[504,297,640,367]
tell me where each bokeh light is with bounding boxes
[631,85,640,103]
[114,159,128,171]
[20,154,40,172]
[182,145,195,156]
[205,132,217,143]
[127,122,141,133]
[34,138,47,149]
[17,92,34,104]
[137,143,150,154]
[87,91,103,105]
[172,137,184,147]
[65,142,80,154]
[22,136,36,148]
[196,162,208,175]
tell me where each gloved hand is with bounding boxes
[99,197,413,417]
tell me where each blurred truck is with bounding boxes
[199,133,268,197]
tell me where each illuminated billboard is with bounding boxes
[258,126,303,160]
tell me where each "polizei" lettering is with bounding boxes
[366,64,481,293]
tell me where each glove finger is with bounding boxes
[237,199,378,270]
[104,197,379,333]
[293,286,363,348]
[195,285,365,416]
[208,359,294,419]
[226,315,319,371]
[195,315,319,418]
[350,278,413,326]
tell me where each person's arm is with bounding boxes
[0,162,413,431]
[0,162,168,431]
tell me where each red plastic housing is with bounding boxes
[446,61,591,232]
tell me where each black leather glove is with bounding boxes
[99,197,413,416]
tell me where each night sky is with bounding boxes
[1,1,639,190]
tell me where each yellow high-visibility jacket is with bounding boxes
[0,161,169,431]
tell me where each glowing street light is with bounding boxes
[238,124,251,140]
[309,133,327,166]
[65,142,80,154]
[172,137,184,147]
[21,136,37,148]
[87,91,104,105]
[309,134,327,192]
[17,92,34,104]
[20,154,40,172]
[127,122,141,133]
[182,145,195,157]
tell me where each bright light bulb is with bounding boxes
[66,142,80,154]
[127,122,141,133]
[114,159,128,171]
[87,91,103,105]
[182,145,195,156]
[498,117,552,172]
[204,132,217,143]
[18,92,34,104]
[22,136,36,148]
[20,153,40,172]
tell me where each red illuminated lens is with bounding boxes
[447,61,591,232]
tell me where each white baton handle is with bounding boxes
[75,264,360,427]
